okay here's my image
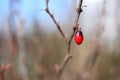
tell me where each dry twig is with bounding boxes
[45,0,83,74]
[45,0,65,39]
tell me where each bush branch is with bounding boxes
[45,0,65,39]
[59,0,83,74]
[45,0,83,75]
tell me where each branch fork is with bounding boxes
[44,0,83,74]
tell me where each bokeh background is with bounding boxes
[0,0,120,80]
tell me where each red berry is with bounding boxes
[74,30,83,45]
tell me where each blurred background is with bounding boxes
[0,0,120,80]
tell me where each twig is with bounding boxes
[58,0,83,74]
[45,0,65,39]
[45,0,83,74]
[68,0,83,54]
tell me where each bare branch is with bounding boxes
[68,0,83,54]
[58,0,83,74]
[45,0,84,75]
[45,1,65,39]
[54,54,73,74]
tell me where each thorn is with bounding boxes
[80,9,83,13]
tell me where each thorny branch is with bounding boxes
[68,0,83,54]
[59,0,83,74]
[45,0,83,74]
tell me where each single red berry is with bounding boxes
[74,30,83,45]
